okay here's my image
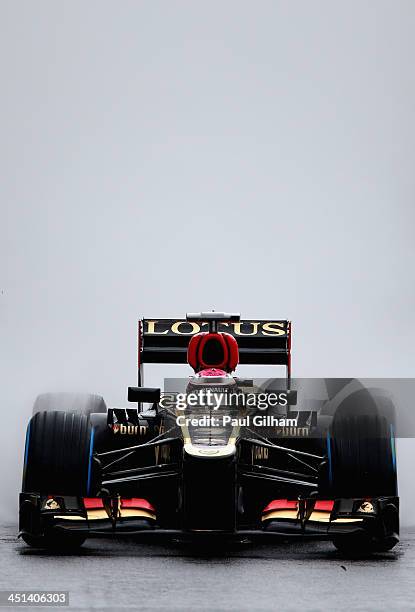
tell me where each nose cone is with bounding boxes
[182,441,237,532]
[183,442,236,459]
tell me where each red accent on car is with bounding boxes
[121,498,155,511]
[83,498,104,509]
[83,498,155,512]
[314,500,334,511]
[187,332,239,372]
[263,499,298,513]
[263,499,334,514]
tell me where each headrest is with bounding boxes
[187,332,239,373]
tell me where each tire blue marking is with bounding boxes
[87,427,95,496]
[326,431,333,486]
[22,421,31,487]
[390,424,396,472]
[24,421,31,467]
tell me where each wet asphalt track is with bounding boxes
[0,525,414,611]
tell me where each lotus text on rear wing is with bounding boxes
[145,320,287,336]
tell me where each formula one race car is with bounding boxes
[19,312,399,554]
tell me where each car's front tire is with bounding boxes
[21,410,97,550]
[23,411,95,496]
[325,412,397,498]
[320,408,398,554]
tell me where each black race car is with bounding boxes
[19,312,399,553]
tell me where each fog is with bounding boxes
[1,1,414,524]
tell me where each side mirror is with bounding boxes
[127,387,161,403]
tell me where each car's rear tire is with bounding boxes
[23,411,96,496]
[32,392,107,416]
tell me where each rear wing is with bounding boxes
[138,319,291,380]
